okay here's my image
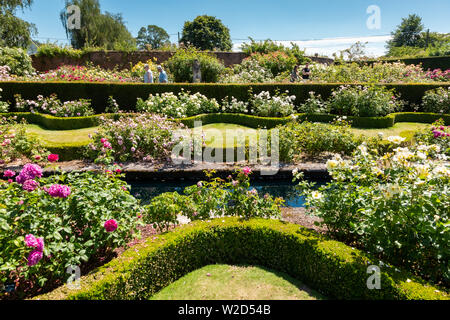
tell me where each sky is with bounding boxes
[16,0,450,57]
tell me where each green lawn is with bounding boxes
[199,123,259,148]
[150,264,325,300]
[350,122,428,138]
[24,124,98,146]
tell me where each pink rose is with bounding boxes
[3,170,15,178]
[242,167,252,176]
[48,154,59,163]
[104,219,118,232]
[27,250,43,266]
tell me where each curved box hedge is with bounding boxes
[34,218,448,300]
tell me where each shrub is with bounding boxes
[250,90,296,117]
[86,113,190,163]
[297,91,329,114]
[219,58,275,83]
[14,94,94,117]
[136,90,220,118]
[0,65,13,81]
[164,48,225,83]
[0,47,34,76]
[278,118,362,161]
[220,96,250,113]
[328,85,403,117]
[295,142,450,285]
[414,119,450,155]
[422,87,450,114]
[130,59,159,80]
[0,166,141,298]
[0,116,48,164]
[35,43,83,59]
[248,51,297,77]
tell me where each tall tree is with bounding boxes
[387,14,424,49]
[136,25,170,49]
[60,0,135,49]
[181,15,232,51]
[0,0,37,48]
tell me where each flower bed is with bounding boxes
[33,218,448,300]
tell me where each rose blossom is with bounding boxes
[22,179,39,192]
[16,164,43,184]
[47,154,59,163]
[242,167,252,176]
[27,250,43,266]
[104,219,118,232]
[3,170,15,178]
[45,184,71,198]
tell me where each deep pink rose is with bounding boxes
[242,167,252,176]
[104,219,118,232]
[27,250,43,266]
[48,154,59,163]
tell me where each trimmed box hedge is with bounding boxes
[1,81,449,114]
[33,218,448,300]
[2,111,448,131]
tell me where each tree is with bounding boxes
[387,14,424,50]
[136,25,170,50]
[60,0,136,50]
[338,41,369,61]
[181,15,232,51]
[0,0,37,48]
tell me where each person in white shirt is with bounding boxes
[144,64,153,83]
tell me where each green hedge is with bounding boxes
[2,111,448,131]
[366,56,450,71]
[1,82,449,113]
[33,218,448,300]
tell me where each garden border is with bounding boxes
[33,218,448,300]
[1,81,450,113]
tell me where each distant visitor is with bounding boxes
[193,59,202,83]
[302,63,311,81]
[143,64,153,83]
[290,65,299,82]
[158,65,168,83]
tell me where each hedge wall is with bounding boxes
[1,81,449,114]
[33,218,448,300]
[366,56,450,71]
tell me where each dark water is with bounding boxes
[130,179,327,208]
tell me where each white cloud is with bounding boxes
[233,35,393,58]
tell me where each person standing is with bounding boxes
[157,65,168,83]
[290,65,299,82]
[143,64,153,83]
[301,63,312,81]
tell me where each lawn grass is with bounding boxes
[350,122,428,138]
[199,123,259,148]
[150,264,325,300]
[24,124,98,146]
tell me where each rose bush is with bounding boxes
[14,94,94,117]
[421,87,450,114]
[0,164,141,298]
[294,141,449,285]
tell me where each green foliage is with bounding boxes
[241,38,310,65]
[387,14,424,50]
[250,90,296,117]
[36,43,83,59]
[0,1,36,48]
[414,119,450,155]
[181,15,232,51]
[247,51,297,77]
[328,85,403,117]
[295,142,449,285]
[422,87,450,114]
[0,46,34,76]
[278,118,362,161]
[136,25,170,50]
[164,47,225,83]
[60,0,136,50]
[0,116,48,163]
[0,88,9,112]
[34,218,449,300]
[0,168,141,298]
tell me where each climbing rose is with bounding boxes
[22,179,39,192]
[48,154,59,163]
[104,219,118,232]
[46,184,71,198]
[27,250,43,267]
